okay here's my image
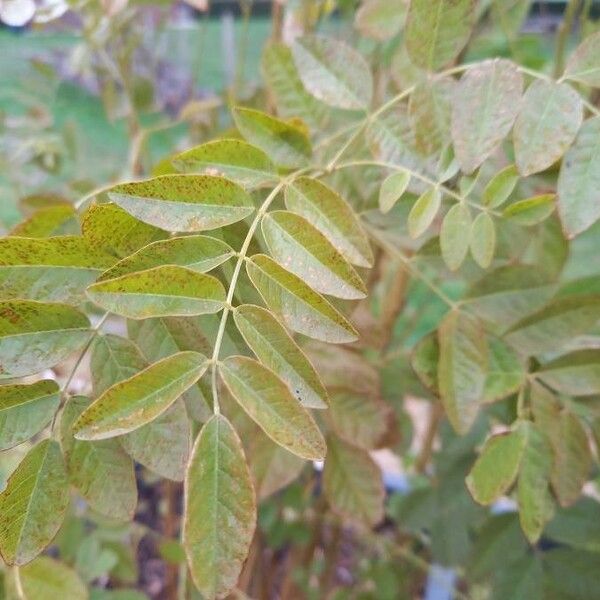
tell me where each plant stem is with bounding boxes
[209,177,290,413]
[365,225,458,309]
[554,0,581,79]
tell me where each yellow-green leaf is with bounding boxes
[8,556,87,600]
[245,254,358,344]
[0,236,115,303]
[564,31,600,87]
[405,0,475,71]
[290,34,373,110]
[107,174,254,232]
[470,212,496,268]
[513,80,583,176]
[482,164,519,208]
[440,203,472,270]
[9,204,78,238]
[503,194,555,226]
[219,355,326,460]
[285,177,373,267]
[0,380,60,450]
[438,310,488,434]
[0,300,90,379]
[538,349,600,396]
[60,396,137,522]
[557,116,600,237]
[323,434,384,526]
[379,170,411,213]
[87,265,226,319]
[183,414,256,600]
[505,295,600,356]
[466,428,526,505]
[451,60,523,174]
[232,107,311,169]
[0,440,69,565]
[173,139,277,188]
[98,235,234,282]
[355,0,406,41]
[81,202,166,258]
[233,304,328,409]
[408,187,441,238]
[517,422,555,543]
[72,351,208,440]
[262,210,366,299]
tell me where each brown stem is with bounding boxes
[163,480,182,600]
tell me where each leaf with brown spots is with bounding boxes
[107,174,254,232]
[72,351,208,440]
[0,439,69,565]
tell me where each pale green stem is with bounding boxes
[333,159,501,217]
[365,224,458,309]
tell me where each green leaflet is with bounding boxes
[505,295,600,356]
[328,391,394,450]
[261,210,366,300]
[87,265,226,319]
[72,351,208,440]
[438,310,488,434]
[451,59,523,174]
[557,117,600,238]
[531,384,592,508]
[127,317,212,422]
[0,439,69,565]
[503,194,555,227]
[98,235,234,281]
[0,235,115,303]
[245,254,358,344]
[60,396,137,522]
[7,556,87,600]
[0,300,90,379]
[470,212,496,269]
[355,0,406,41]
[564,31,600,87]
[183,414,256,600]
[466,428,527,505]
[121,400,191,482]
[290,34,373,110]
[9,204,78,238]
[233,304,328,409]
[408,187,441,238]
[219,355,327,460]
[440,203,472,271]
[0,380,60,450]
[513,80,583,176]
[323,434,384,527]
[81,202,166,258]
[249,431,306,500]
[90,334,147,397]
[285,177,373,268]
[517,422,555,543]
[408,77,455,156]
[261,42,329,129]
[465,265,557,330]
[90,334,192,481]
[173,139,277,188]
[538,349,600,396]
[107,174,254,232]
[379,170,411,213]
[232,107,311,169]
[405,0,475,71]
[482,164,519,208]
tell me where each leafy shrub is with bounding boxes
[1,0,600,598]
